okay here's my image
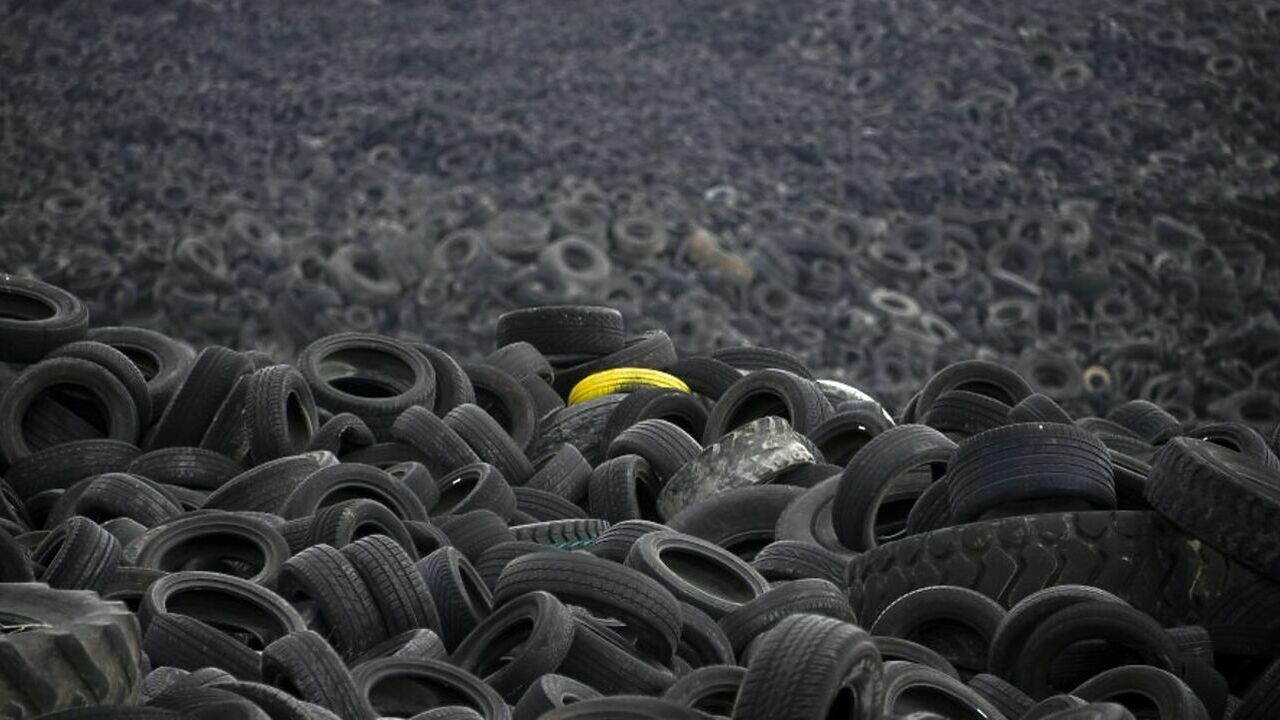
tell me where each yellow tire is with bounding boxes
[568,368,690,406]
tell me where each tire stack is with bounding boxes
[1,281,1278,719]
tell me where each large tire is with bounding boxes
[0,583,143,718]
[0,275,89,363]
[848,511,1258,627]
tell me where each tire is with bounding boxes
[1072,666,1208,720]
[305,498,415,556]
[750,540,848,587]
[703,369,832,442]
[806,408,894,467]
[429,463,516,521]
[732,613,883,720]
[443,404,535,486]
[904,474,952,536]
[197,372,253,463]
[946,423,1115,524]
[351,658,509,720]
[606,419,701,485]
[351,628,447,666]
[1145,437,1280,582]
[208,679,339,720]
[340,534,440,636]
[131,511,289,587]
[485,342,554,384]
[874,636,960,680]
[1009,393,1075,424]
[556,612,677,697]
[549,331,678,399]
[659,416,821,521]
[0,357,141,463]
[879,661,1009,720]
[711,346,813,380]
[922,389,1011,438]
[987,585,1127,680]
[392,406,481,478]
[415,547,494,653]
[848,511,1254,628]
[451,590,574,702]
[772,476,853,557]
[463,364,539,452]
[410,343,476,415]
[46,472,182,529]
[604,388,708,447]
[203,452,336,515]
[675,601,737,669]
[662,664,745,716]
[869,585,1005,676]
[529,394,627,465]
[718,578,855,658]
[1235,658,1280,720]
[32,516,121,592]
[139,569,305,648]
[245,365,319,462]
[262,630,367,720]
[625,531,770,619]
[0,275,88,362]
[833,424,955,551]
[512,674,601,720]
[307,412,376,457]
[276,543,387,658]
[568,368,690,406]
[142,612,261,681]
[511,518,608,546]
[589,519,668,563]
[512,487,586,521]
[496,306,624,356]
[1107,400,1182,445]
[49,341,153,428]
[589,455,663,523]
[147,347,252,450]
[279,462,429,522]
[5,439,140,500]
[297,333,436,438]
[88,326,196,414]
[436,509,514,561]
[968,673,1035,719]
[524,444,592,503]
[1185,422,1280,472]
[475,541,560,589]
[127,447,244,492]
[494,551,682,662]
[914,360,1033,421]
[668,485,804,560]
[0,583,142,717]
[667,356,743,401]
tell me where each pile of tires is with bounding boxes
[1,279,1278,719]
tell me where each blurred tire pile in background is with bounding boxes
[1,0,1278,422]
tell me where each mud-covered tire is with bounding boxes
[848,511,1258,627]
[0,583,144,718]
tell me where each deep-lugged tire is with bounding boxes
[702,369,833,442]
[351,658,510,720]
[1144,437,1280,582]
[658,416,821,521]
[848,511,1257,628]
[262,630,368,720]
[0,583,143,717]
[1072,666,1208,720]
[0,275,89,363]
[451,590,574,703]
[732,613,883,720]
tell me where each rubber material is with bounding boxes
[569,368,690,406]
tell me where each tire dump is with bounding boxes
[1,1,1279,719]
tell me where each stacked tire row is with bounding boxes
[3,283,1280,719]
[4,1,1280,429]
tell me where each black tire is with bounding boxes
[625,530,769,619]
[1072,666,1208,720]
[520,374,565,421]
[388,461,440,513]
[245,365,319,462]
[1186,422,1280,472]
[879,661,1009,720]
[351,657,509,720]
[659,416,821,521]
[604,388,709,447]
[702,369,832,442]
[662,664,745,716]
[443,404,534,486]
[549,331,679,398]
[772,476,853,557]
[140,570,305,648]
[392,406,481,478]
[203,452,336,514]
[606,419,702,485]
[147,347,252,450]
[512,486,586,521]
[668,485,804,560]
[806,408,895,467]
[262,630,367,720]
[529,394,627,465]
[589,519,668,563]
[207,679,339,720]
[869,585,1005,675]
[1009,393,1075,424]
[128,447,243,492]
[305,498,415,556]
[921,389,1011,438]
[832,424,955,552]
[485,342,553,384]
[410,342,476,416]
[732,613,883,720]
[968,673,1035,719]
[904,474,952,536]
[711,346,813,379]
[512,674,601,720]
[524,444,592,503]
[0,357,141,463]
[1145,437,1280,582]
[46,472,182,529]
[416,547,494,653]
[196,372,253,463]
[874,636,960,680]
[510,518,608,546]
[718,578,855,658]
[668,356,742,401]
[33,516,122,591]
[276,543,387,658]
[987,585,1127,680]
[0,275,88,363]
[279,462,428,522]
[0,583,142,716]
[49,341,153,428]
[436,509,515,561]
[750,540,848,587]
[1235,658,1280,720]
[534,696,707,719]
[946,423,1115,524]
[5,439,140,500]
[589,455,663,523]
[848,511,1254,628]
[496,306,625,356]
[432,463,516,522]
[556,612,677,697]
[1022,695,1090,719]
[307,412,376,457]
[914,360,1033,422]
[475,541,560,589]
[340,533,439,634]
[351,628,447,667]
[142,612,261,681]
[463,364,539,452]
[297,333,436,438]
[131,511,289,587]
[451,590,574,702]
[494,551,682,662]
[1107,400,1182,445]
[675,601,737,669]
[88,326,196,416]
